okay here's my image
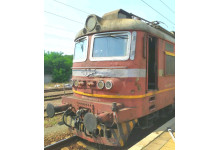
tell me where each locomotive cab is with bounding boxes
[46,9,175,147]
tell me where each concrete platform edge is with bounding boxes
[128,117,175,150]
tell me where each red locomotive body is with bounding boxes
[46,9,175,147]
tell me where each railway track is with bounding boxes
[44,136,77,150]
[44,87,73,101]
[44,93,73,101]
[44,87,72,93]
[44,97,62,101]
[44,88,71,118]
[44,111,64,118]
[44,92,73,99]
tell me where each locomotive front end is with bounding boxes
[46,9,154,147]
[61,29,141,146]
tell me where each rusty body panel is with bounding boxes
[56,9,175,147]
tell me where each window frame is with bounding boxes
[165,42,174,52]
[73,36,88,63]
[89,31,131,61]
[164,41,175,76]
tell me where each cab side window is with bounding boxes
[165,42,175,75]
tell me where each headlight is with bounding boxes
[73,80,79,87]
[85,15,101,33]
[105,81,113,89]
[85,15,97,31]
[97,80,105,89]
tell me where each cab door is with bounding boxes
[144,34,158,91]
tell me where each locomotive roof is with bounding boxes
[75,9,175,43]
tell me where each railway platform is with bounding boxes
[129,117,175,150]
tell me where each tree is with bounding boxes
[44,51,73,83]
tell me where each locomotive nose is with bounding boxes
[46,103,70,118]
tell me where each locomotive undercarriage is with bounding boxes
[137,105,174,129]
[46,96,138,146]
[68,116,138,146]
[46,95,174,147]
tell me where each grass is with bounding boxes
[44,114,63,128]
[44,113,74,128]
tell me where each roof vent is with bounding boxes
[102,9,132,20]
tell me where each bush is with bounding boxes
[44,51,73,83]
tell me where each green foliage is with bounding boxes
[44,51,73,83]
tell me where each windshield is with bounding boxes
[91,32,131,61]
[73,37,88,62]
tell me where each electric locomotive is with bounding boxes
[46,9,175,147]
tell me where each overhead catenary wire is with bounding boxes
[159,0,175,14]
[140,0,175,25]
[45,25,76,33]
[44,11,83,24]
[53,0,91,15]
[45,33,74,41]
[53,0,104,17]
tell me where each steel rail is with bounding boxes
[44,93,73,98]
[44,136,77,150]
[44,111,64,118]
[44,87,72,93]
[44,97,61,101]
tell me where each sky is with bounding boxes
[44,0,175,55]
